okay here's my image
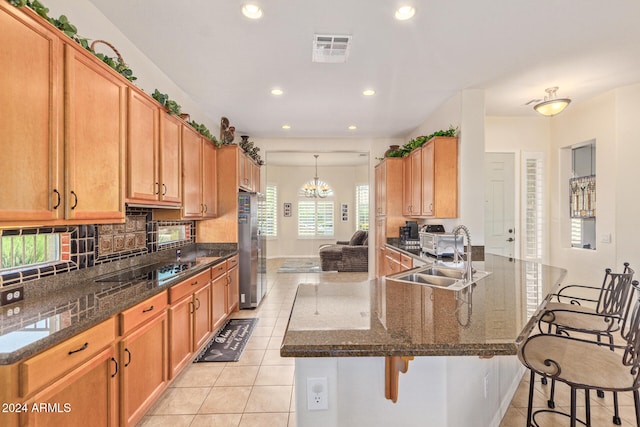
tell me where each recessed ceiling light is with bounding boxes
[281,124,291,130]
[242,3,263,19]
[362,89,376,96]
[271,88,284,96]
[348,125,357,130]
[395,5,416,21]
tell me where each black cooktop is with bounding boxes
[95,261,196,286]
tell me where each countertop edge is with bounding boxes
[0,250,238,365]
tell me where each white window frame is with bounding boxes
[297,200,335,238]
[355,184,369,231]
[262,184,278,238]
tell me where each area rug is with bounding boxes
[193,318,258,362]
[277,258,321,273]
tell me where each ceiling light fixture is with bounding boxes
[303,155,332,198]
[395,5,416,20]
[271,88,284,96]
[348,125,357,130]
[534,87,571,116]
[281,124,291,129]
[362,89,376,96]
[242,3,263,19]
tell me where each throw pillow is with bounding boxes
[349,230,367,246]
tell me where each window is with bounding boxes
[298,200,334,237]
[355,184,369,231]
[569,143,596,249]
[1,233,60,271]
[157,225,188,245]
[262,184,277,237]
[522,154,544,262]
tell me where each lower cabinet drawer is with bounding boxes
[211,261,227,280]
[120,291,168,336]
[169,269,210,303]
[19,317,117,398]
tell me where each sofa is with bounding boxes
[319,230,369,272]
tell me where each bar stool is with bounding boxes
[519,279,640,427]
[539,265,635,424]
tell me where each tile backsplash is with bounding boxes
[0,208,195,287]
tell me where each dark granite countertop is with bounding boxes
[0,243,237,365]
[280,254,566,358]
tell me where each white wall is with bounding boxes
[405,90,487,243]
[548,91,618,283]
[266,163,369,258]
[46,0,219,134]
[255,137,403,263]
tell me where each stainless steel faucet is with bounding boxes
[452,225,473,282]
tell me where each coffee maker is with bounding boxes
[399,221,420,248]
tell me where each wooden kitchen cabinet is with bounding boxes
[126,88,182,206]
[168,270,211,377]
[211,272,229,331]
[0,4,125,225]
[218,145,261,193]
[22,346,119,427]
[374,158,406,278]
[182,125,217,219]
[226,256,239,314]
[403,149,422,216]
[210,257,238,332]
[63,42,126,223]
[0,3,63,224]
[420,136,458,218]
[119,294,168,426]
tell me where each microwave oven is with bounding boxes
[419,232,464,257]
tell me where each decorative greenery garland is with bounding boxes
[7,0,232,147]
[386,125,458,157]
[8,0,137,82]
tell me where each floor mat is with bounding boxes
[277,258,321,273]
[193,318,258,362]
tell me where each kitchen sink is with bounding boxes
[387,265,491,291]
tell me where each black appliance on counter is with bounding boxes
[399,221,420,249]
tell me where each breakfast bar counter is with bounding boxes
[281,254,566,427]
[281,254,566,358]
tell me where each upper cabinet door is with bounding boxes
[182,126,203,218]
[202,141,217,218]
[64,43,126,222]
[159,114,182,204]
[0,4,63,223]
[127,88,159,203]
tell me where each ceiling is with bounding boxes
[266,151,369,167]
[87,0,640,139]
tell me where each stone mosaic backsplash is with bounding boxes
[0,209,195,287]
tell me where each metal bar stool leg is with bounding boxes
[612,391,621,425]
[585,389,591,426]
[634,389,640,426]
[548,377,556,408]
[571,386,578,427]
[527,370,535,427]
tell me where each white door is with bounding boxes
[484,153,516,257]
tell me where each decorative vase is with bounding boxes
[384,145,400,157]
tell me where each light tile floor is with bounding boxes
[138,258,639,427]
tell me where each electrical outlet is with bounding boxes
[1,286,24,306]
[307,377,328,411]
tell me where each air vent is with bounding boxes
[312,34,352,63]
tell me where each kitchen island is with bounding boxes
[281,254,566,427]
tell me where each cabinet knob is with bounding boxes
[162,183,167,195]
[124,348,132,367]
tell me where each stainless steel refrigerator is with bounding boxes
[238,192,266,309]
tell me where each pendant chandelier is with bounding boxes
[303,155,331,198]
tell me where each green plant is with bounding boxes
[151,89,181,115]
[387,125,458,157]
[8,0,136,82]
[188,120,221,147]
